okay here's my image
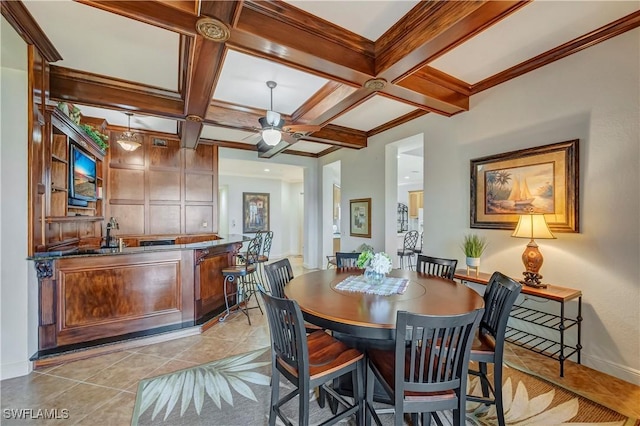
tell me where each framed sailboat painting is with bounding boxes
[470,140,579,232]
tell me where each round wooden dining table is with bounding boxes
[284,268,485,341]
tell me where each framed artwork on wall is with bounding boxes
[350,198,371,238]
[243,192,270,233]
[470,139,579,232]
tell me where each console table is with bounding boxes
[454,270,582,377]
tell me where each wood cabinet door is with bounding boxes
[408,190,423,217]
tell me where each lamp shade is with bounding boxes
[262,128,281,146]
[512,214,555,239]
[116,132,141,151]
[117,112,141,151]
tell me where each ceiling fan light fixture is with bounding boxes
[262,128,281,146]
[117,112,141,152]
[265,110,281,126]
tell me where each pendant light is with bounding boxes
[117,112,141,152]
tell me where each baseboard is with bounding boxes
[1,359,32,380]
[582,353,640,386]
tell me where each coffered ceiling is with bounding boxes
[11,1,640,159]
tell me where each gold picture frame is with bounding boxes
[470,140,579,232]
[349,198,371,238]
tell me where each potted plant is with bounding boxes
[461,234,488,274]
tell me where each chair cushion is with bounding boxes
[278,331,363,381]
[221,264,256,276]
[368,347,455,399]
[470,330,496,362]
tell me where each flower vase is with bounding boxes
[365,267,385,284]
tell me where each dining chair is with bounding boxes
[262,258,328,405]
[336,251,361,268]
[263,257,293,298]
[397,230,419,270]
[263,258,322,334]
[261,291,365,426]
[365,308,484,426]
[467,271,522,426]
[219,234,263,325]
[415,254,458,280]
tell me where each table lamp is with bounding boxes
[512,213,555,288]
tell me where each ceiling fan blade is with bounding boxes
[282,124,322,133]
[257,139,290,159]
[242,132,262,143]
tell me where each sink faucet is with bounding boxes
[105,217,119,248]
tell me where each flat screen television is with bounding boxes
[69,144,97,201]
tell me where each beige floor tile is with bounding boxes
[72,392,136,426]
[1,372,79,409]
[35,382,121,426]
[173,336,241,365]
[42,350,132,382]
[83,353,169,390]
[125,359,201,393]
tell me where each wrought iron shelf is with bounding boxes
[453,269,582,377]
[510,303,580,331]
[505,327,580,362]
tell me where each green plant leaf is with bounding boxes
[461,234,488,257]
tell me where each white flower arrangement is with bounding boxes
[357,250,393,275]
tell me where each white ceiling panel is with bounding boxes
[285,0,420,41]
[214,50,329,114]
[23,0,179,90]
[75,105,178,134]
[331,95,416,131]
[290,140,331,154]
[430,1,640,84]
[201,125,256,143]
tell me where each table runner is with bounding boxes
[335,274,409,296]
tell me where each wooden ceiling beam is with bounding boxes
[49,66,184,118]
[206,100,274,131]
[291,82,357,124]
[232,1,375,84]
[1,0,62,62]
[180,1,242,149]
[376,1,529,83]
[301,125,367,149]
[367,110,430,137]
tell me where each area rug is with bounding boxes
[132,347,639,425]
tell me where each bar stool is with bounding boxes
[397,230,419,270]
[219,234,263,325]
[256,230,273,292]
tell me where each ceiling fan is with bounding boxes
[251,81,321,158]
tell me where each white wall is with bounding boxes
[320,30,640,384]
[218,148,321,268]
[218,174,299,257]
[1,18,31,379]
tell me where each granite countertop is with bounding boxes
[28,234,250,260]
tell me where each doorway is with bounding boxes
[322,161,341,268]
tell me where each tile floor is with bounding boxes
[2,257,639,425]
